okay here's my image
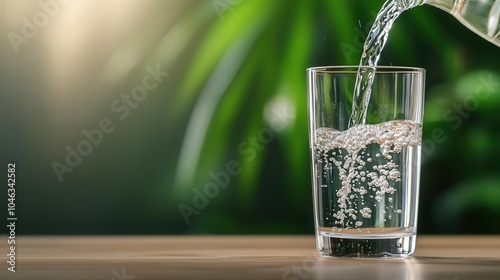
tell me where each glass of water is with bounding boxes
[307,66,425,257]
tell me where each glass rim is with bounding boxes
[307,65,425,74]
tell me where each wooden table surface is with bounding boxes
[1,235,500,279]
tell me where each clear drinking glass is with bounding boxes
[307,66,425,257]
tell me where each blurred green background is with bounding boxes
[1,0,500,235]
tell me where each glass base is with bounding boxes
[316,234,416,258]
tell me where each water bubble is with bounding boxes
[360,207,372,219]
[314,121,421,227]
[388,169,401,180]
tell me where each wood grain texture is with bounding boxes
[1,235,500,279]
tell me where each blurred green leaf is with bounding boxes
[170,0,500,234]
[433,177,500,233]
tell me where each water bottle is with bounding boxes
[407,0,500,46]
